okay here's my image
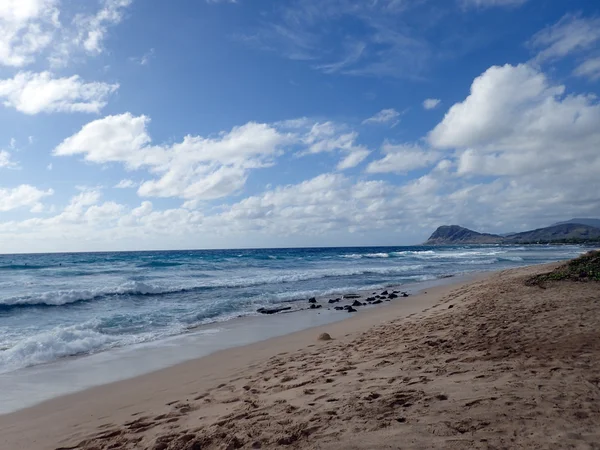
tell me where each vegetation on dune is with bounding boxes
[526,250,600,285]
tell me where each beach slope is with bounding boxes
[1,257,599,449]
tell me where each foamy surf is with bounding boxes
[0,244,586,374]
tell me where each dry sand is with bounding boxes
[1,263,599,450]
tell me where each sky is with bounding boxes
[0,0,599,253]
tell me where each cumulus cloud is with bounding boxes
[295,120,371,170]
[529,14,600,64]
[425,63,600,223]
[366,143,441,174]
[423,98,440,110]
[0,0,133,68]
[362,108,401,126]
[50,0,133,66]
[0,71,118,114]
[429,64,567,150]
[0,184,53,212]
[0,0,59,67]
[3,59,600,250]
[54,113,292,201]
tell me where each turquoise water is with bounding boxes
[0,245,585,374]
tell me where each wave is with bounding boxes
[137,261,182,268]
[0,281,177,308]
[0,265,426,308]
[500,256,524,262]
[0,264,52,270]
[390,250,436,256]
[458,258,499,265]
[342,253,390,259]
[0,324,116,373]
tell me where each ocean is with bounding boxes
[0,244,586,378]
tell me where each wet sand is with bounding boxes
[1,263,599,449]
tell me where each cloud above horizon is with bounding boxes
[0,71,119,114]
[0,0,598,252]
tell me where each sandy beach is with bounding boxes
[1,259,599,450]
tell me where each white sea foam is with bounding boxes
[0,281,178,307]
[0,266,426,307]
[0,324,116,373]
[342,253,390,258]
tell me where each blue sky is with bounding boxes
[0,0,599,253]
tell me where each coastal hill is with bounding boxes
[425,225,503,245]
[425,221,600,245]
[553,218,600,229]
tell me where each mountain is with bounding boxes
[506,223,600,243]
[424,225,503,245]
[552,218,600,229]
[425,223,600,245]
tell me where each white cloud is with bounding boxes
[3,59,599,251]
[0,150,18,169]
[294,120,371,170]
[0,0,59,67]
[77,0,132,54]
[0,184,53,212]
[461,0,527,8]
[54,113,292,201]
[114,179,137,188]
[429,65,600,190]
[28,136,34,144]
[337,149,370,170]
[240,1,431,79]
[0,0,132,68]
[366,143,440,174]
[362,108,401,126]
[429,64,566,150]
[529,14,600,64]
[574,56,600,81]
[0,71,118,114]
[49,0,133,66]
[130,48,154,66]
[423,98,440,110]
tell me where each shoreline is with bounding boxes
[0,271,490,448]
[2,258,599,449]
[0,272,474,415]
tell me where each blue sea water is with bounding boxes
[0,245,586,375]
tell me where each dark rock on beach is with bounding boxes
[308,297,317,304]
[352,300,363,307]
[310,304,322,309]
[328,299,340,304]
[381,290,389,296]
[372,299,383,305]
[343,294,361,299]
[334,306,344,311]
[388,293,398,299]
[401,292,409,297]
[346,307,357,313]
[257,306,292,315]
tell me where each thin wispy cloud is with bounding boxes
[362,109,401,126]
[529,14,600,64]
